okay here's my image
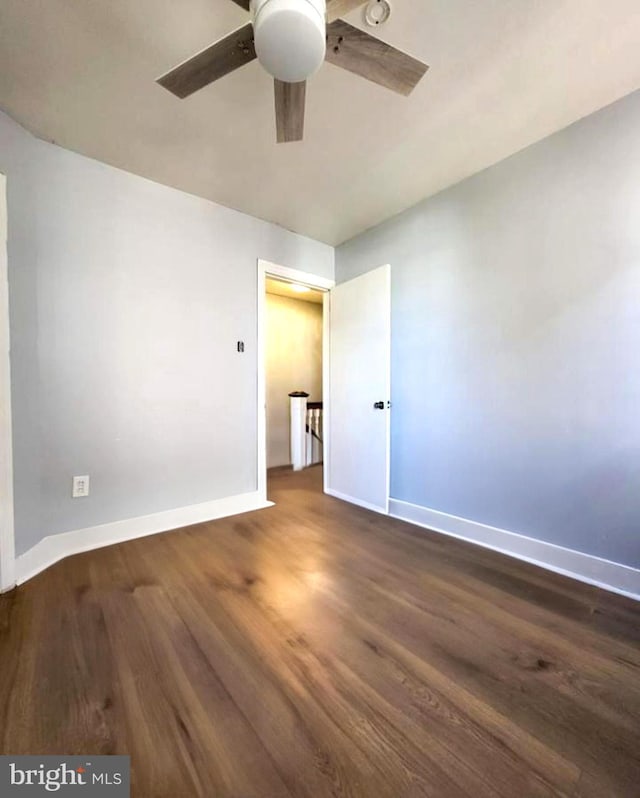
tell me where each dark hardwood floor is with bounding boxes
[1,465,639,797]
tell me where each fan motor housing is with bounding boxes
[251,0,327,83]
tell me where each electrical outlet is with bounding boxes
[72,475,90,498]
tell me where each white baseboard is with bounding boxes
[389,498,640,602]
[325,488,388,515]
[16,491,274,586]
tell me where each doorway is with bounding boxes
[256,260,333,502]
[256,259,391,514]
[265,277,324,471]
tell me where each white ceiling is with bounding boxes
[1,0,639,245]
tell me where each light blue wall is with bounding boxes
[0,111,334,555]
[337,90,640,568]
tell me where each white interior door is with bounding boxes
[327,264,390,513]
[0,172,15,592]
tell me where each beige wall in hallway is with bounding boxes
[266,293,322,468]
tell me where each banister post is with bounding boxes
[289,391,309,471]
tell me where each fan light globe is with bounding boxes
[252,0,327,83]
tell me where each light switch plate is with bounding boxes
[72,475,90,498]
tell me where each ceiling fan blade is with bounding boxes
[229,0,251,9]
[326,19,428,96]
[157,22,256,99]
[326,0,368,23]
[274,80,306,143]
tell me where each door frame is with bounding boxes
[0,173,15,593]
[257,259,334,500]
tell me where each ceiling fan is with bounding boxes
[157,0,429,143]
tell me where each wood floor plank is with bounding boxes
[174,509,580,797]
[103,581,290,797]
[1,465,638,797]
